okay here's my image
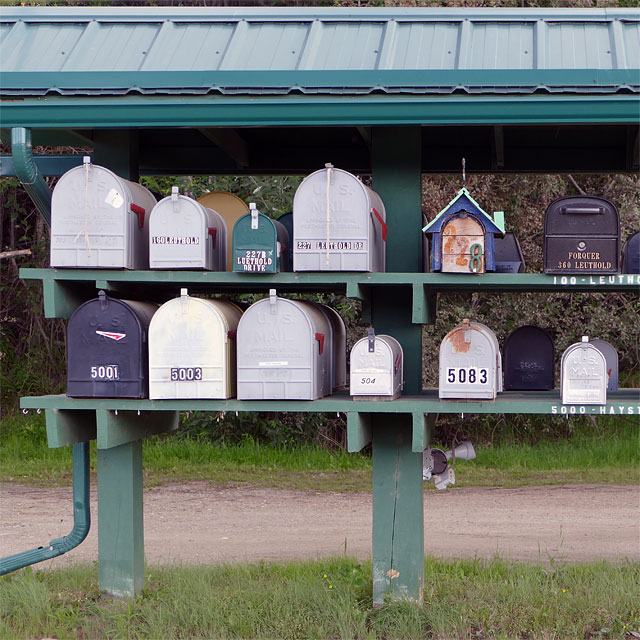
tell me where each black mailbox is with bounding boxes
[67,291,157,398]
[622,231,640,274]
[494,232,525,274]
[544,196,619,274]
[278,212,294,270]
[504,325,554,390]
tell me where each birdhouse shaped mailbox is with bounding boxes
[197,191,249,271]
[148,289,241,399]
[293,164,387,272]
[561,337,607,405]
[51,157,157,269]
[67,291,157,398]
[423,188,505,274]
[544,196,619,274]
[350,329,403,400]
[590,339,618,392]
[236,290,332,400]
[622,231,640,274]
[439,319,500,400]
[149,187,227,271]
[232,203,290,273]
[504,326,555,390]
[494,232,526,274]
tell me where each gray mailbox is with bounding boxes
[51,157,157,269]
[590,338,619,392]
[293,164,387,272]
[439,319,500,400]
[561,337,607,405]
[149,187,227,271]
[350,329,403,400]
[148,289,242,399]
[310,302,347,391]
[236,290,333,400]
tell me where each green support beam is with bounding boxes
[45,409,96,448]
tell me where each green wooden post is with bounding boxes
[370,127,425,605]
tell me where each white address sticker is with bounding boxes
[105,188,124,209]
[91,365,119,380]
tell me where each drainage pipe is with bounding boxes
[11,127,52,226]
[0,442,90,576]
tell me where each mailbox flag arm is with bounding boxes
[0,442,90,576]
[130,203,145,229]
[371,208,388,242]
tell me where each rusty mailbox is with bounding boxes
[51,157,157,269]
[561,337,608,405]
[67,291,157,398]
[504,325,555,390]
[439,319,500,400]
[350,329,403,399]
[544,196,619,274]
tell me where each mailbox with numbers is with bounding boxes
[197,191,250,271]
[236,290,332,400]
[149,187,227,271]
[148,289,241,399]
[494,232,525,274]
[504,325,555,390]
[561,337,608,405]
[423,187,505,274]
[67,291,157,398]
[293,163,387,272]
[232,203,290,273]
[621,231,640,274]
[350,329,403,399]
[544,196,619,274]
[51,157,157,269]
[439,319,500,400]
[590,338,619,392]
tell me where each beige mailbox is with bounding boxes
[350,329,403,399]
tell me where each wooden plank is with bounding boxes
[96,409,178,450]
[45,408,96,448]
[347,412,372,452]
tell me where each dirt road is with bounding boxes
[1,483,638,568]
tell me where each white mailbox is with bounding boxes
[148,289,241,399]
[51,157,157,269]
[472,320,503,393]
[149,187,227,271]
[590,338,619,392]
[310,302,347,390]
[293,164,387,272]
[439,319,500,400]
[561,337,608,405]
[236,290,332,400]
[350,329,403,399]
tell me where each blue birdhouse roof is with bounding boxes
[422,188,505,234]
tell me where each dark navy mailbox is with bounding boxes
[494,232,525,274]
[278,212,294,270]
[622,232,640,274]
[504,326,555,390]
[67,291,157,398]
[544,196,619,274]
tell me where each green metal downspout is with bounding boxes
[0,442,90,576]
[11,127,52,226]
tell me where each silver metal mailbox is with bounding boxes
[590,338,618,392]
[148,289,241,399]
[472,320,503,393]
[561,336,607,405]
[439,319,500,400]
[51,157,157,269]
[293,164,387,272]
[149,187,227,271]
[236,290,332,400]
[350,329,403,399]
[308,302,347,390]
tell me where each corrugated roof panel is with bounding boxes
[547,23,613,69]
[470,23,534,70]
[316,22,384,70]
[242,22,308,70]
[393,23,458,70]
[623,22,640,69]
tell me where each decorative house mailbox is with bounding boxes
[350,329,403,399]
[67,291,157,398]
[622,232,640,274]
[148,289,241,399]
[278,212,294,269]
[561,337,607,405]
[423,188,505,274]
[51,157,157,269]
[544,196,619,274]
[439,319,500,400]
[494,232,525,274]
[236,290,332,400]
[504,326,555,390]
[149,187,226,271]
[197,191,250,271]
[590,338,619,392]
[293,164,387,272]
[232,203,290,273]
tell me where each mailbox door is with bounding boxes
[504,326,555,390]
[590,339,618,391]
[622,231,640,274]
[67,295,156,398]
[561,342,607,405]
[441,214,485,274]
[233,213,279,273]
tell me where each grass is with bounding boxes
[0,556,638,639]
[1,413,638,490]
